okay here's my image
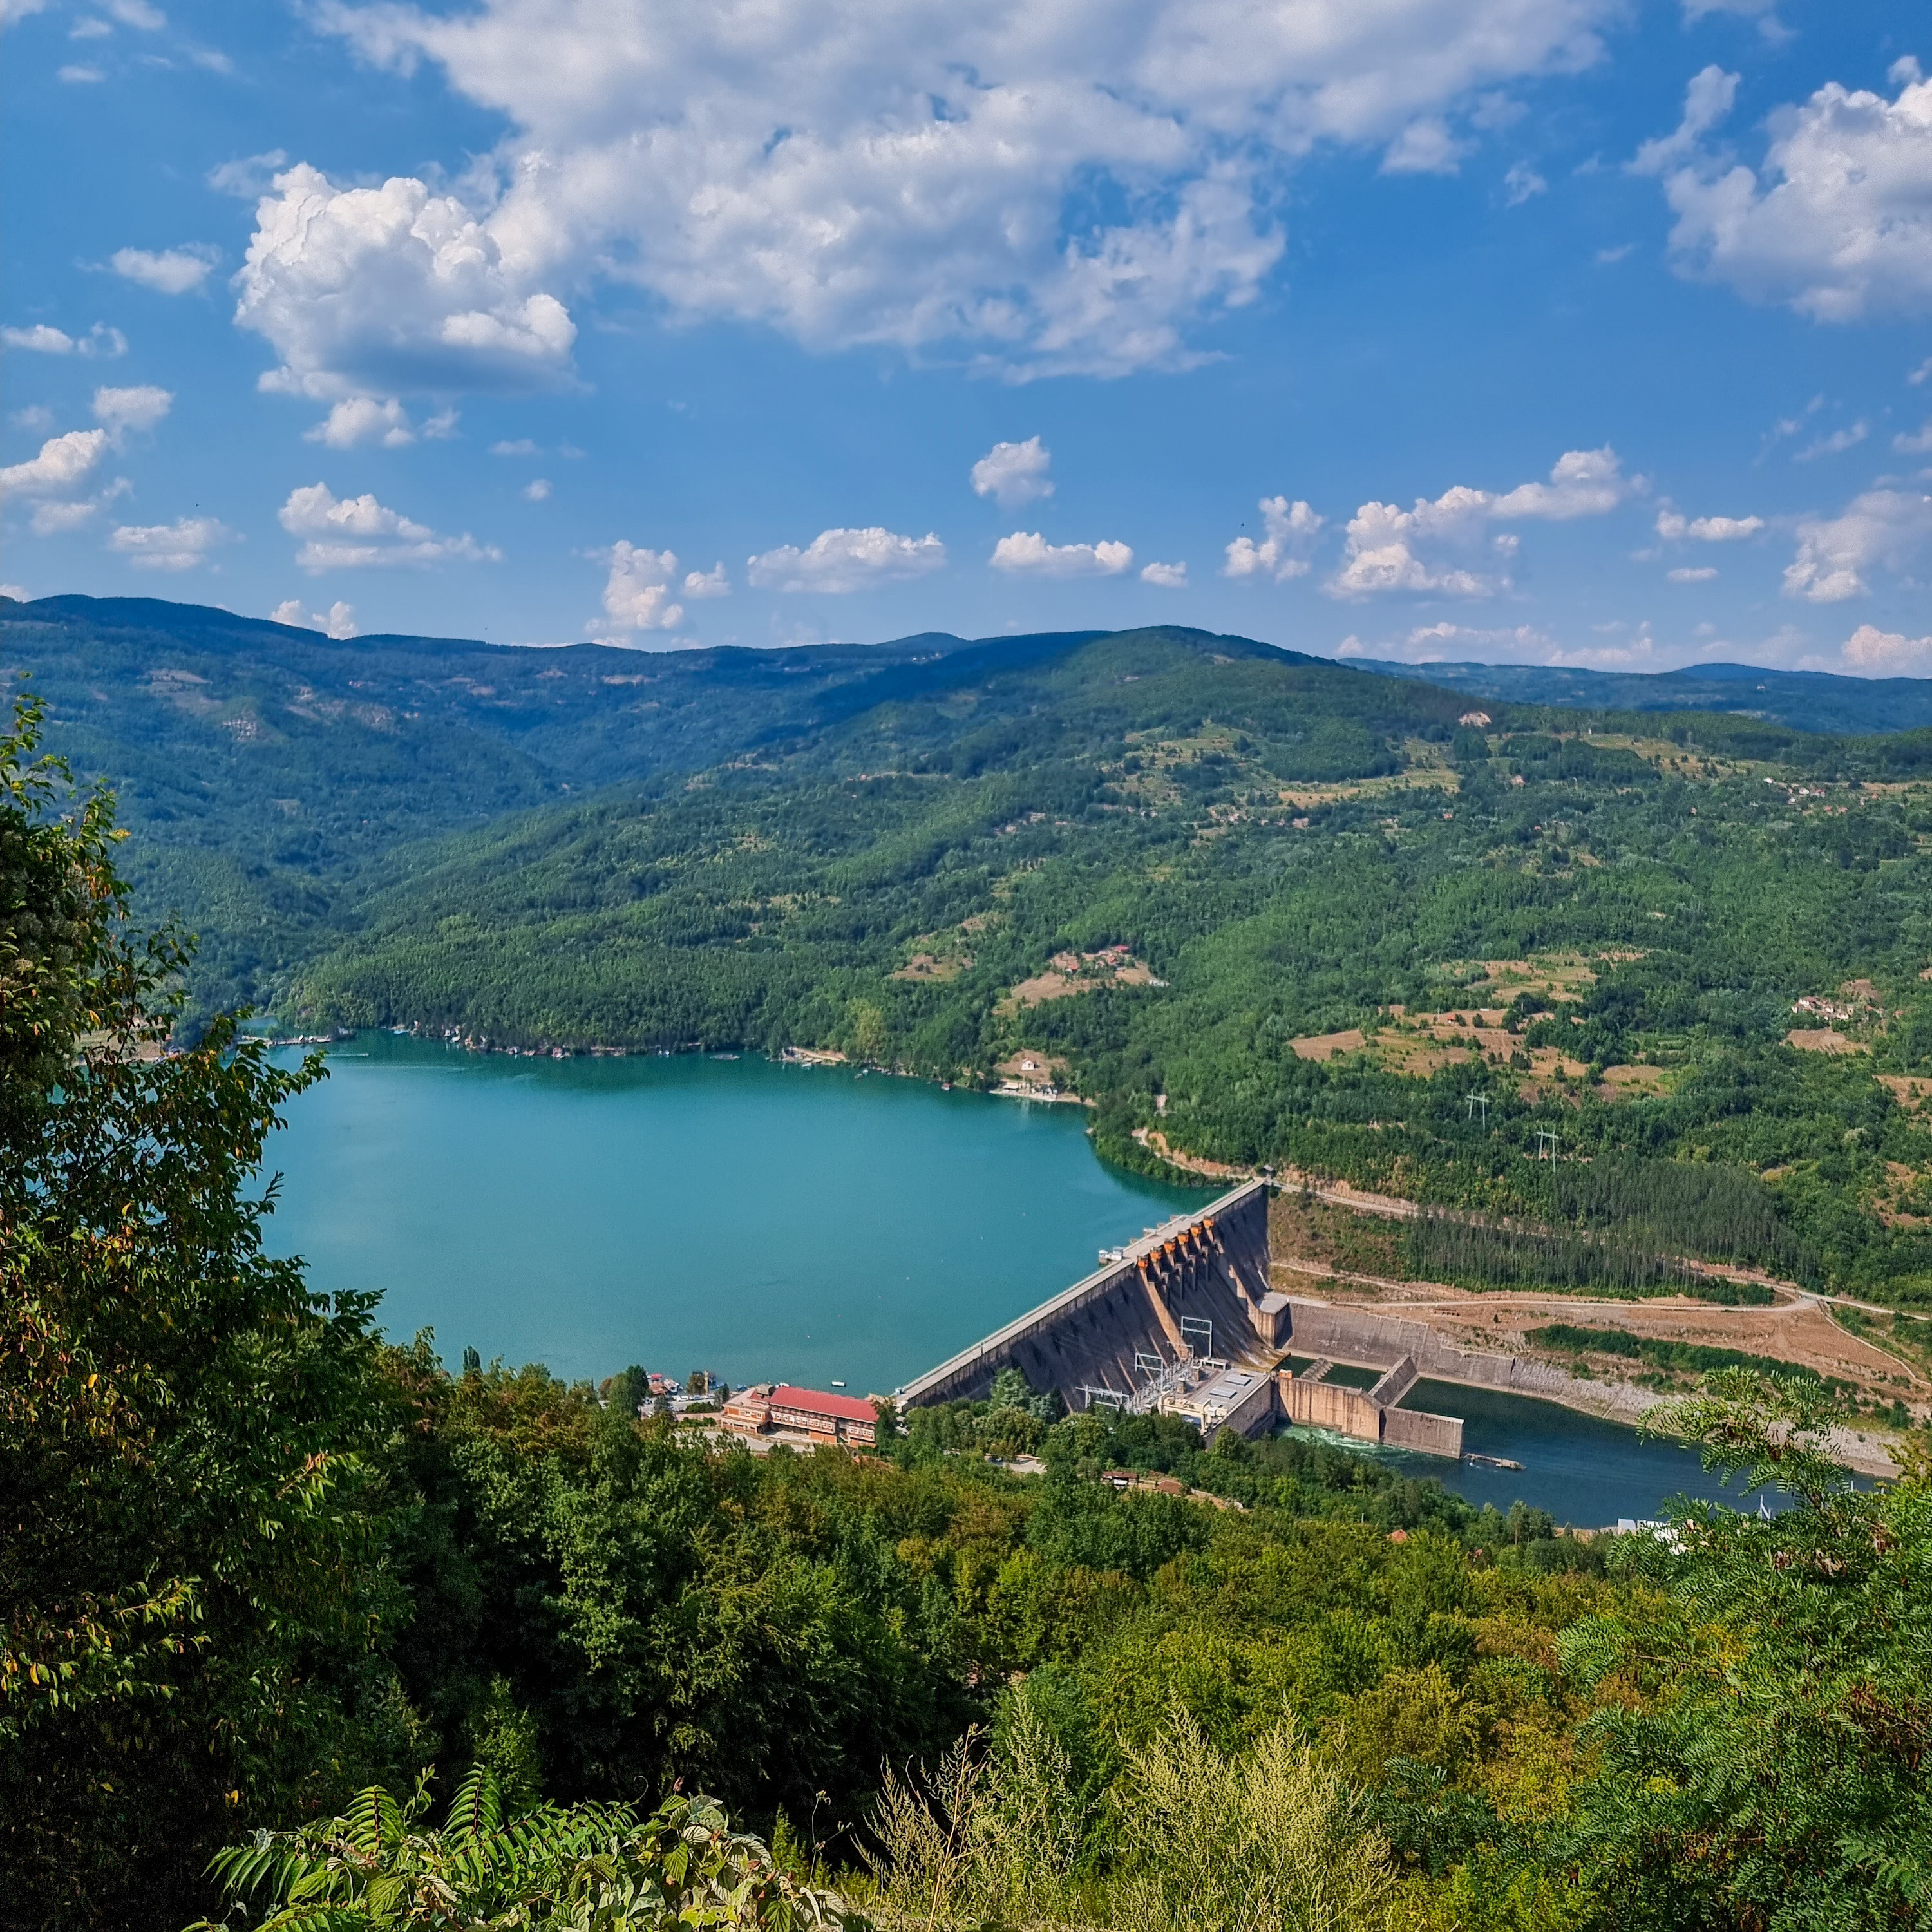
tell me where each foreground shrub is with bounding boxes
[189,1775,862,1931]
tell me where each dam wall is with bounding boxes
[1381,1405,1465,1457]
[897,1180,1274,1411]
[898,1205,1466,1461]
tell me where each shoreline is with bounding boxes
[274,1030,1909,1481]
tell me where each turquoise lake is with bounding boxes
[263,1034,1759,1526]
[262,1034,1200,1395]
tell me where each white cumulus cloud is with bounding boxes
[1383,118,1467,175]
[298,0,1618,379]
[208,149,290,198]
[1794,421,1868,462]
[110,245,219,295]
[1628,64,1738,178]
[3,325,77,354]
[1140,560,1187,587]
[682,563,730,598]
[1224,495,1324,580]
[522,478,551,501]
[971,437,1053,507]
[1640,61,1932,321]
[1334,619,1559,663]
[30,499,106,536]
[0,428,108,498]
[1,321,125,357]
[1655,507,1763,541]
[25,499,80,533]
[307,395,416,448]
[1502,162,1546,204]
[236,163,578,399]
[278,480,500,571]
[1841,622,1932,672]
[598,542,684,634]
[92,383,172,435]
[109,516,234,571]
[1331,500,1493,598]
[1488,446,1632,518]
[1681,0,1785,30]
[1329,446,1633,598]
[272,597,361,638]
[990,531,1133,576]
[748,527,946,593]
[1782,489,1932,602]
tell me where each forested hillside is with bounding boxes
[8,595,1932,1308]
[1356,656,1932,735]
[0,594,1088,1017]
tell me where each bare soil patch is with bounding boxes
[892,951,971,983]
[1598,1064,1668,1097]
[1290,1028,1365,1063]
[1001,947,1160,1011]
[1788,1028,1866,1054]
[1134,1128,1251,1180]
[1879,1074,1932,1113]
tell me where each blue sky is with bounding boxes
[3,0,1928,674]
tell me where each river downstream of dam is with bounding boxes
[262,1034,1759,1526]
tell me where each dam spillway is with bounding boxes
[896,1179,1464,1458]
[896,1180,1281,1412]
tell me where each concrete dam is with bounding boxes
[896,1179,1464,1457]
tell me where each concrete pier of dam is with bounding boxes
[896,1180,1464,1458]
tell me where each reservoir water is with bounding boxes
[263,1034,1200,1395]
[263,1034,1765,1525]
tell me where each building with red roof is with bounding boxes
[720,1383,877,1446]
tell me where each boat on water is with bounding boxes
[1466,1452,1525,1470]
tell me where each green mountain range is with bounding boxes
[1355,654,1932,735]
[7,592,1932,1305]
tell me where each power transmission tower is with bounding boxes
[1533,1128,1559,1160]
[1466,1094,1490,1129]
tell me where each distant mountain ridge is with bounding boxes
[10,593,1919,737]
[1352,655,1931,736]
[5,591,1927,1024]
[0,595,1360,1016]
